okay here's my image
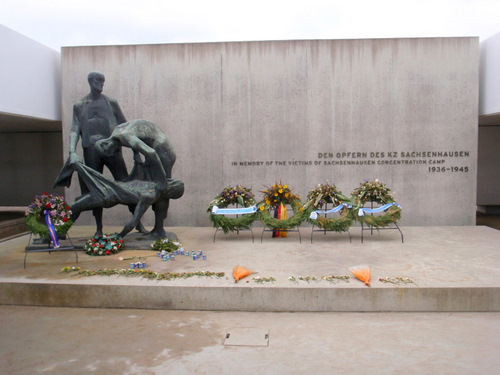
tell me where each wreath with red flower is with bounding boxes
[24,193,73,239]
[84,234,124,256]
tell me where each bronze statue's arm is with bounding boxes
[69,104,83,164]
[110,100,127,125]
[126,135,168,186]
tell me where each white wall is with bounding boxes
[0,24,61,121]
[479,31,500,116]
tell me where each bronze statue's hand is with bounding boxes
[158,180,169,193]
[69,152,82,165]
[133,153,143,163]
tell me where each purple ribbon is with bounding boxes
[44,210,60,248]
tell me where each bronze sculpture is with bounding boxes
[55,73,183,239]
[96,119,179,238]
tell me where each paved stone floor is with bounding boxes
[1,225,499,374]
[1,306,499,375]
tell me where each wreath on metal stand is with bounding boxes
[351,179,401,227]
[257,183,306,229]
[305,181,354,232]
[24,193,73,240]
[207,185,257,234]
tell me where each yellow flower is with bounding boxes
[265,199,271,205]
[284,185,288,189]
[278,185,282,189]
[274,193,278,197]
[278,189,283,194]
[259,206,265,211]
[285,193,290,198]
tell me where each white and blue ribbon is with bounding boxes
[310,203,352,220]
[358,202,401,217]
[44,210,60,248]
[211,205,257,215]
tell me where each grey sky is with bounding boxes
[1,0,499,51]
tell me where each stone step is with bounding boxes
[0,226,499,312]
[0,218,27,240]
[0,281,498,312]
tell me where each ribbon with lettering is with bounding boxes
[310,203,352,220]
[358,202,401,217]
[44,210,60,248]
[211,205,257,215]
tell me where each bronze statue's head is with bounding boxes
[88,71,105,93]
[96,138,120,157]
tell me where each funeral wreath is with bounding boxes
[258,183,306,229]
[24,193,73,239]
[351,179,401,227]
[84,233,124,256]
[207,185,257,233]
[305,182,354,232]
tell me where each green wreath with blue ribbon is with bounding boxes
[351,179,401,227]
[207,185,257,234]
[305,182,354,232]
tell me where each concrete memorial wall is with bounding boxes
[61,37,478,227]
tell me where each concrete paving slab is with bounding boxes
[0,306,499,375]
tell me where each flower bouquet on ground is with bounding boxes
[207,185,257,234]
[351,179,401,227]
[150,238,181,253]
[349,265,371,286]
[84,233,124,256]
[257,182,306,230]
[305,181,353,232]
[24,193,73,239]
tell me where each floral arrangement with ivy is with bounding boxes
[351,179,401,227]
[207,185,257,234]
[24,193,73,239]
[351,179,395,205]
[150,238,181,253]
[84,233,124,256]
[208,185,256,208]
[304,182,353,232]
[305,181,348,209]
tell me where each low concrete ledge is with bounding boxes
[0,219,27,240]
[0,207,27,240]
[1,282,498,312]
